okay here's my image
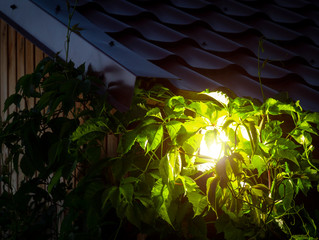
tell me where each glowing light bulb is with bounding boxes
[200,126,229,160]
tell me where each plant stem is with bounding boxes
[113,219,123,240]
[65,0,78,62]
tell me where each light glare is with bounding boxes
[200,127,228,160]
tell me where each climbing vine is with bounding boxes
[0,57,319,239]
[72,84,319,239]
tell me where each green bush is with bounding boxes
[1,57,319,240]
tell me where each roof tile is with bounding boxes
[78,7,131,33]
[95,0,145,16]
[195,10,253,34]
[273,0,310,9]
[210,0,259,17]
[124,17,186,42]
[179,25,242,53]
[261,4,308,24]
[225,54,292,79]
[286,42,319,68]
[141,3,199,25]
[248,19,303,41]
[5,0,319,111]
[166,43,233,70]
[114,34,173,61]
[169,0,211,10]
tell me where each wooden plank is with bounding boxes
[8,25,17,114]
[17,31,26,110]
[25,38,35,109]
[106,134,118,158]
[16,32,26,187]
[0,19,8,119]
[25,38,35,74]
[35,46,44,66]
[8,25,18,191]
[0,19,8,194]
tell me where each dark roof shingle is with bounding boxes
[1,0,319,112]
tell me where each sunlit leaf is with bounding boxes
[181,176,208,217]
[292,130,312,147]
[166,120,183,143]
[261,121,283,144]
[151,179,175,227]
[145,107,162,119]
[189,101,216,122]
[159,148,181,184]
[251,155,267,177]
[200,91,230,106]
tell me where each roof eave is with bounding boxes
[0,0,178,111]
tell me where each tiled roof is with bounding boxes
[1,0,319,112]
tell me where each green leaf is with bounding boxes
[120,183,134,203]
[242,120,258,154]
[138,122,163,153]
[298,121,318,136]
[151,179,175,227]
[167,96,185,113]
[102,186,119,209]
[278,179,294,211]
[292,130,312,146]
[4,93,22,111]
[251,184,269,197]
[36,91,54,111]
[71,117,108,144]
[118,129,137,154]
[304,112,319,128]
[145,107,162,119]
[251,155,267,177]
[216,157,228,188]
[48,168,63,193]
[187,191,207,217]
[183,133,203,156]
[261,121,283,144]
[200,90,230,106]
[296,178,312,196]
[166,120,183,143]
[189,101,216,122]
[207,176,220,212]
[181,176,207,217]
[159,149,181,184]
[176,117,207,146]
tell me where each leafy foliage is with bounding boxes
[0,57,109,239]
[1,55,319,240]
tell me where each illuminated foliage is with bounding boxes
[1,55,319,239]
[94,85,319,239]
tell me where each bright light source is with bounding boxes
[200,126,229,160]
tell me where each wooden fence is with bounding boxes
[0,18,47,193]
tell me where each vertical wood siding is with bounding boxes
[0,18,46,193]
[0,19,118,195]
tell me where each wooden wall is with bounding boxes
[0,18,47,192]
[0,18,47,117]
[0,18,118,194]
